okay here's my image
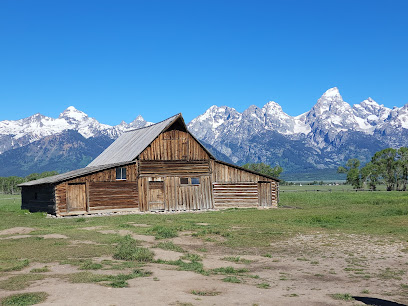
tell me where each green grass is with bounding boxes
[329,293,354,301]
[149,225,178,239]
[154,241,185,253]
[0,259,29,272]
[157,259,206,275]
[30,266,50,273]
[79,261,103,270]
[0,274,46,291]
[211,266,249,275]
[1,292,48,306]
[1,191,408,292]
[190,290,220,296]
[222,276,241,283]
[113,235,154,262]
[222,256,252,264]
[65,268,152,288]
[256,283,270,289]
[377,268,405,280]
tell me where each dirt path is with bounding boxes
[0,231,407,305]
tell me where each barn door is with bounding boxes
[258,182,272,207]
[67,183,87,212]
[148,181,165,211]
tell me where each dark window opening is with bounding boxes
[116,167,127,180]
[191,178,200,185]
[34,192,38,200]
[180,178,188,185]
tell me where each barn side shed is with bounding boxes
[19,113,279,216]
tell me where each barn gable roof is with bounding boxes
[87,113,214,167]
[19,113,216,187]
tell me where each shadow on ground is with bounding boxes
[353,296,407,306]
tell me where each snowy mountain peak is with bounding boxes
[322,87,341,98]
[263,101,283,114]
[59,106,88,121]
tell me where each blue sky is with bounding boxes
[1,0,407,125]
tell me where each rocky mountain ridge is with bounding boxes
[1,87,407,178]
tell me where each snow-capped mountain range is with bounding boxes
[0,106,151,155]
[1,87,407,178]
[188,87,408,173]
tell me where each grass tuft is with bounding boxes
[113,235,154,262]
[222,276,241,283]
[30,266,50,273]
[190,290,220,296]
[329,293,354,301]
[211,266,248,275]
[0,274,46,291]
[150,225,178,239]
[1,292,48,306]
[154,241,185,253]
[0,259,29,272]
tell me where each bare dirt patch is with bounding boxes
[1,232,407,305]
[0,227,36,235]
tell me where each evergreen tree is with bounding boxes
[337,158,362,189]
[242,163,283,178]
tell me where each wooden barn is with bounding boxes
[19,114,279,216]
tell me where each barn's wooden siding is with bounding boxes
[213,182,258,208]
[55,163,139,215]
[89,182,138,210]
[139,160,210,176]
[21,185,55,214]
[137,159,213,212]
[211,161,279,208]
[140,130,210,161]
[211,160,272,183]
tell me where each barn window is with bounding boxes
[180,178,188,185]
[116,167,127,180]
[34,192,38,200]
[191,178,200,185]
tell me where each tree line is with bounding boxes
[338,147,408,191]
[0,171,58,194]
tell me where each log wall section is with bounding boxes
[211,161,279,208]
[140,130,210,161]
[21,185,56,214]
[55,163,138,215]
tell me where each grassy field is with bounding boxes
[0,191,407,305]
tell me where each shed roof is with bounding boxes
[18,161,136,187]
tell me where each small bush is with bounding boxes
[150,225,178,239]
[1,292,48,306]
[113,235,154,262]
